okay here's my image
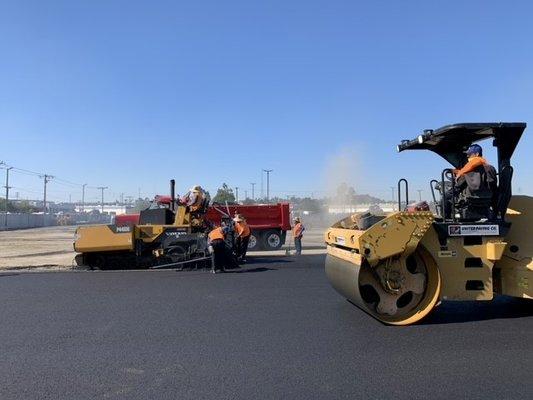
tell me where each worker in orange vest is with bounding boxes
[208,224,230,273]
[233,214,251,263]
[292,217,305,255]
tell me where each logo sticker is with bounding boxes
[448,225,500,236]
[438,250,457,258]
[335,236,346,245]
[110,225,132,233]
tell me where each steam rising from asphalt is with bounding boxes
[318,147,362,225]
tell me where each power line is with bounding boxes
[12,166,42,176]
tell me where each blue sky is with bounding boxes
[1,0,533,203]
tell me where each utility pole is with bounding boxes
[417,189,423,202]
[97,186,108,214]
[235,187,239,202]
[1,163,13,228]
[263,169,273,202]
[250,183,256,200]
[81,184,87,212]
[42,174,54,214]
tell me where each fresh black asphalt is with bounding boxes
[1,254,532,400]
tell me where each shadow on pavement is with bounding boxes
[422,296,533,325]
[224,267,277,274]
[246,257,293,264]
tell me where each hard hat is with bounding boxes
[466,144,483,156]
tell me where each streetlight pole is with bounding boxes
[97,186,108,214]
[417,189,423,202]
[263,169,273,202]
[261,171,264,199]
[390,186,395,203]
[250,183,256,201]
[235,187,239,203]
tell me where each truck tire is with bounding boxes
[262,230,283,250]
[247,232,261,251]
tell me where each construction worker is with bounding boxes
[292,217,305,256]
[454,144,490,178]
[450,144,497,219]
[182,185,205,213]
[233,214,251,263]
[208,224,230,273]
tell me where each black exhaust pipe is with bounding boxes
[170,179,176,211]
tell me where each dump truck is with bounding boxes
[325,122,532,325]
[206,203,291,250]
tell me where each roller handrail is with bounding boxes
[398,178,409,211]
[430,179,441,216]
[441,169,456,222]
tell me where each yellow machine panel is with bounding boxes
[496,196,533,299]
[74,225,134,253]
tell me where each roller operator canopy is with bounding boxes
[397,122,527,168]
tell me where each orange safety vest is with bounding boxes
[235,221,251,238]
[454,156,487,178]
[293,222,304,238]
[208,227,225,241]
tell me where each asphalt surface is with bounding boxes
[1,255,532,400]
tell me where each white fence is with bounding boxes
[0,213,57,231]
[0,213,112,231]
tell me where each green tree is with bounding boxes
[213,183,236,204]
[15,200,39,213]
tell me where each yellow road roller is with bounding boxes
[325,122,531,325]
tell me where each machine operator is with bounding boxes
[450,144,497,219]
[182,185,205,213]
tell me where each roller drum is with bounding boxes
[325,246,441,325]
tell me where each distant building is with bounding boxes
[74,204,132,215]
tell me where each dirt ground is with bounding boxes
[0,226,77,270]
[0,225,325,270]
